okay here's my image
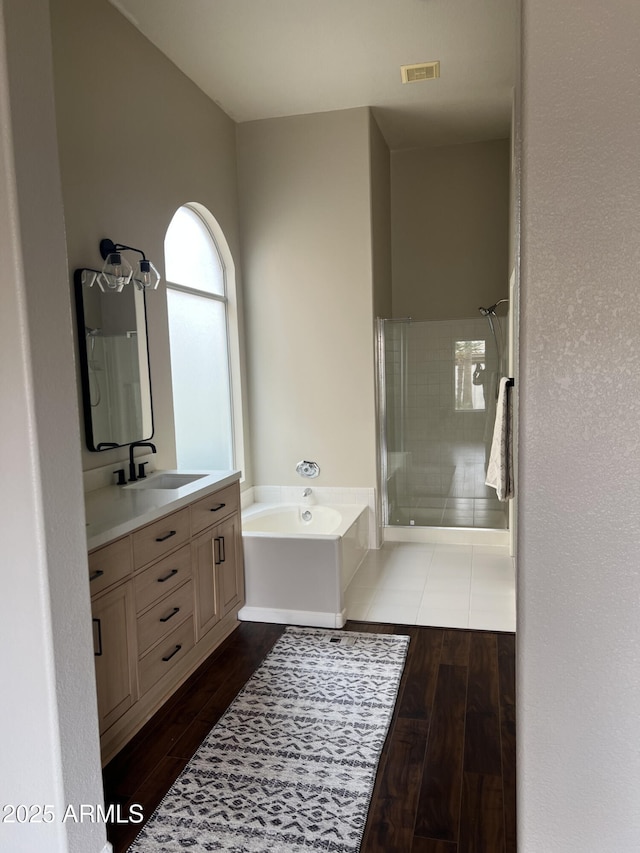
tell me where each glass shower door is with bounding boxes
[378,317,508,530]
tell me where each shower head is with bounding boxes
[85,326,102,337]
[479,299,509,317]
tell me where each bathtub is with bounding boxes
[237,502,369,629]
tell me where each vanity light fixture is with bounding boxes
[97,238,161,292]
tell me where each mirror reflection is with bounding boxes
[74,269,153,451]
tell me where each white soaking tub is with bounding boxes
[237,502,369,628]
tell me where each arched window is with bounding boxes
[164,204,242,471]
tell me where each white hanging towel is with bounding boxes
[485,377,514,501]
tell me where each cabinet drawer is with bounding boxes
[134,545,192,613]
[138,617,195,696]
[132,508,190,569]
[137,580,193,656]
[190,483,239,535]
[89,536,132,596]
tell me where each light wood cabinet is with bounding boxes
[193,527,221,639]
[137,579,194,656]
[137,616,196,696]
[133,543,191,613]
[88,478,244,764]
[132,507,190,569]
[192,486,244,639]
[190,482,240,535]
[91,582,137,735]
[216,513,244,618]
[88,535,132,596]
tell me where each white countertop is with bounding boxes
[84,469,241,551]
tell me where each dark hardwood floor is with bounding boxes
[103,620,516,853]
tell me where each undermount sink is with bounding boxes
[125,472,207,490]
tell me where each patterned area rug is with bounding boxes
[128,626,409,852]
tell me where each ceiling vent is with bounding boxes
[400,61,441,84]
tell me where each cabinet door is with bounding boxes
[91,583,137,734]
[216,514,244,618]
[192,528,221,640]
[192,512,244,640]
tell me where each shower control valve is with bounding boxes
[296,460,320,479]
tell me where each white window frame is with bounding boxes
[454,339,487,412]
[165,202,245,476]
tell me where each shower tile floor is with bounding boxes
[392,497,508,529]
[387,443,510,529]
[345,542,516,632]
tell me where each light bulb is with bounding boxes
[132,258,161,291]
[97,252,133,292]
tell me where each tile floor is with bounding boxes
[345,542,516,632]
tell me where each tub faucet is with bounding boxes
[303,488,312,498]
[128,441,156,482]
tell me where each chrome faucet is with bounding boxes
[128,441,156,482]
[303,488,312,497]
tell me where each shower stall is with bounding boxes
[376,307,509,531]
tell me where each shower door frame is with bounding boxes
[375,317,413,529]
[375,317,390,528]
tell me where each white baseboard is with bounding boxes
[238,605,346,629]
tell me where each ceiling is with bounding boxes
[109,0,516,150]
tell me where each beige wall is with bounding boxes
[369,113,392,319]
[518,0,640,849]
[1,1,106,850]
[391,138,510,319]
[50,0,251,481]
[237,108,378,488]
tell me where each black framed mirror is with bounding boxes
[74,268,154,451]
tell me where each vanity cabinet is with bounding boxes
[193,529,221,639]
[215,514,243,617]
[88,535,131,596]
[89,537,137,735]
[192,485,244,640]
[132,507,191,569]
[133,543,191,613]
[91,580,137,735]
[132,508,195,696]
[88,479,245,764]
[137,615,196,697]
[136,577,194,657]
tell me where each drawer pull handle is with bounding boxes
[219,535,226,563]
[89,569,105,583]
[160,607,180,623]
[93,618,103,657]
[214,537,221,566]
[157,568,179,583]
[162,644,182,662]
[155,530,177,543]
[209,502,226,513]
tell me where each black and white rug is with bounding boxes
[128,626,409,852]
